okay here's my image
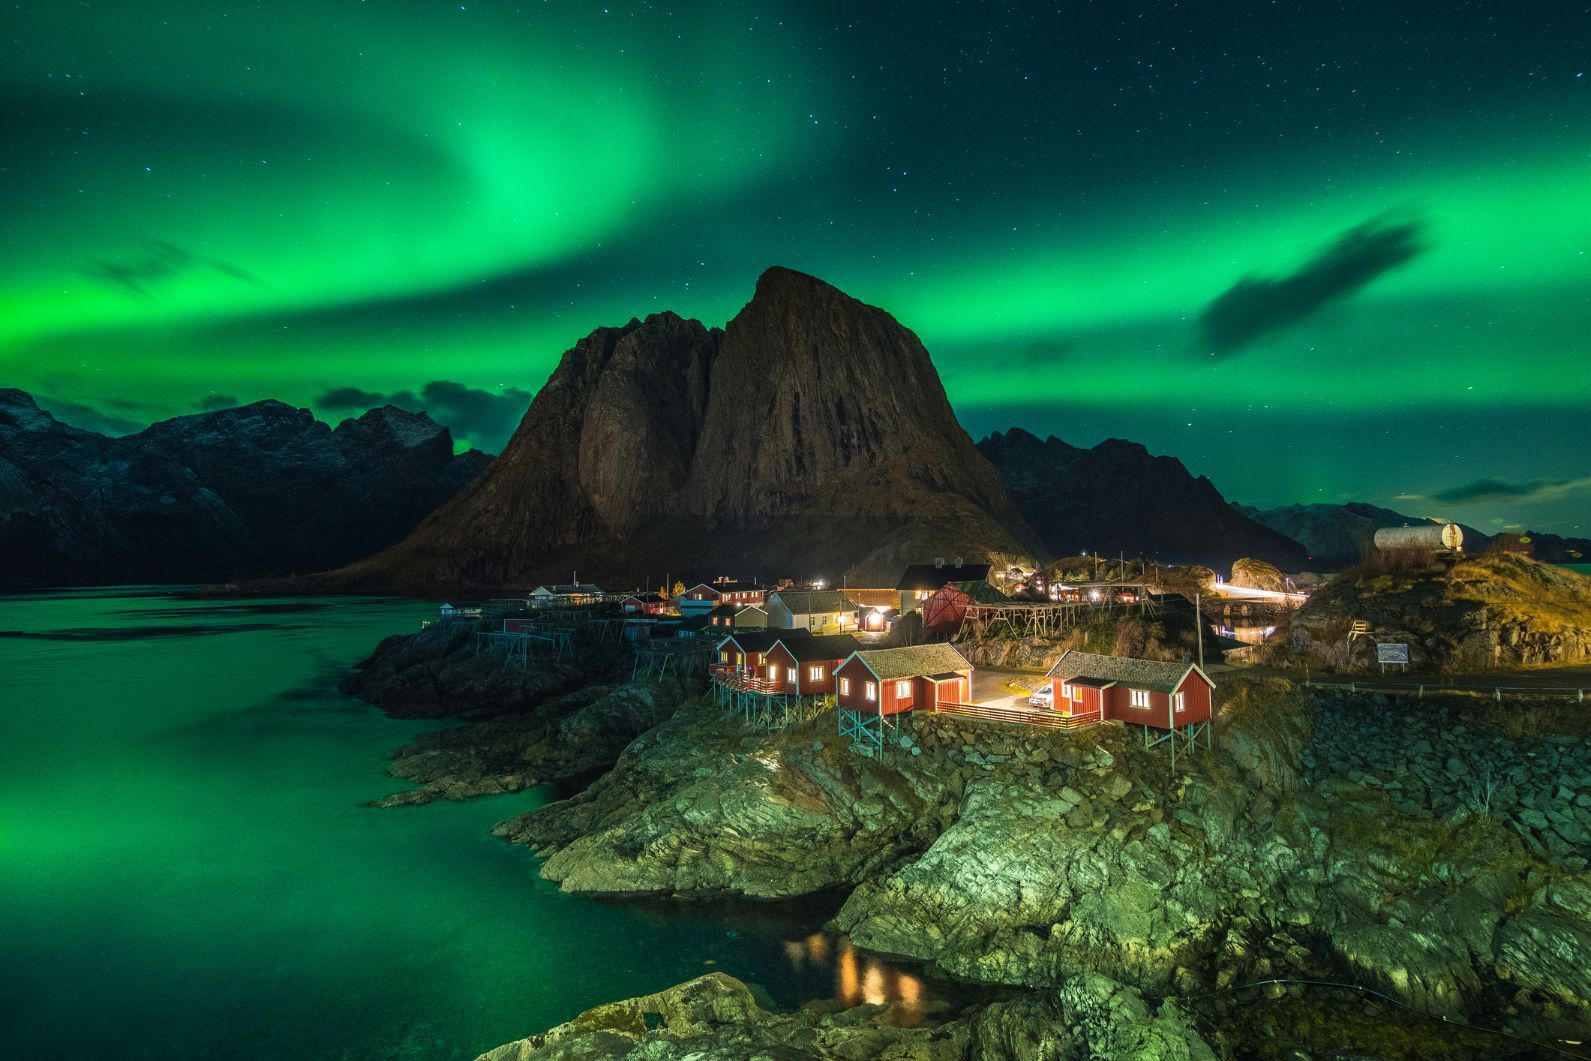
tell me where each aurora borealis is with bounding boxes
[3,1,1587,533]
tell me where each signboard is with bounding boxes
[1376,642,1409,665]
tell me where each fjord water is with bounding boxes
[0,591,913,1059]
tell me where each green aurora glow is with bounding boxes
[3,1,1588,533]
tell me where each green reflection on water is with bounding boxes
[0,591,880,1059]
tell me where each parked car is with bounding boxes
[1027,685,1053,709]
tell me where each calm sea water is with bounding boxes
[0,590,931,1059]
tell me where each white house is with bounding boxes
[766,589,861,632]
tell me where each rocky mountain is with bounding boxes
[1236,500,1491,569]
[1277,551,1591,672]
[0,390,489,587]
[331,267,1041,591]
[977,428,1309,571]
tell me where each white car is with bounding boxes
[1028,685,1054,709]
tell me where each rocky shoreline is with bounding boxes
[345,627,1591,1057]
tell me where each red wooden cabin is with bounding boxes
[713,629,807,678]
[834,644,973,717]
[620,593,668,616]
[763,634,862,695]
[1045,650,1214,731]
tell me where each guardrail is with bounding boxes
[1302,679,1586,702]
[932,701,1102,729]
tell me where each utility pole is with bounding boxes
[1195,592,1204,671]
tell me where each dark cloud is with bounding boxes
[317,386,392,411]
[315,380,532,452]
[1430,476,1591,505]
[34,396,144,436]
[80,240,258,298]
[197,394,240,411]
[1198,215,1427,355]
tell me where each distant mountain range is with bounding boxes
[9,270,1578,592]
[978,429,1309,570]
[0,390,487,588]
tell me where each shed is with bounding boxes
[1045,650,1214,731]
[895,561,993,614]
[835,643,973,717]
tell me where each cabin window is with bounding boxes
[1130,689,1150,709]
[895,680,911,698]
[719,651,729,663]
[839,677,851,695]
[808,666,823,681]
[1173,692,1186,713]
[915,590,932,601]
[768,666,780,682]
[865,681,877,701]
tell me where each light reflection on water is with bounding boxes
[782,931,937,1021]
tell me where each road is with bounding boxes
[971,666,1050,710]
[1232,663,1591,693]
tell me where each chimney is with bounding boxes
[954,555,963,568]
[933,557,944,569]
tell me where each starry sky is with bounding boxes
[3,1,1588,534]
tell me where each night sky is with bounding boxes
[3,1,1587,534]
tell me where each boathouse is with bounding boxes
[764,634,861,695]
[1045,650,1214,730]
[765,589,861,633]
[895,559,992,615]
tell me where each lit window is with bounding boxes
[1173,692,1186,713]
[768,666,780,682]
[719,651,729,663]
[839,677,851,695]
[865,681,877,701]
[809,666,823,680]
[1130,689,1150,709]
[895,680,911,698]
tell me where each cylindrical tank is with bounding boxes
[1374,523,1463,551]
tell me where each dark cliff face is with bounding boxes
[0,390,488,588]
[979,427,1310,571]
[338,268,1041,591]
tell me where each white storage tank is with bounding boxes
[1373,523,1464,552]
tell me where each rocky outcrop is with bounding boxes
[0,389,488,587]
[1237,500,1492,570]
[1277,552,1591,672]
[475,969,1216,1061]
[1229,556,1288,592]
[330,268,1041,592]
[979,428,1309,571]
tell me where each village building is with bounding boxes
[530,582,604,606]
[620,593,668,616]
[763,634,861,695]
[921,579,1010,636]
[895,559,992,615]
[765,589,862,633]
[834,643,974,753]
[712,628,810,679]
[678,580,766,616]
[1043,651,1214,768]
[707,603,770,629]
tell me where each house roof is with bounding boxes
[535,583,603,595]
[717,628,809,654]
[772,633,862,662]
[845,643,972,681]
[768,589,861,615]
[895,563,991,591]
[622,593,664,604]
[1045,650,1213,694]
[708,603,741,617]
[684,580,763,597]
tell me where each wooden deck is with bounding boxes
[930,701,1102,729]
